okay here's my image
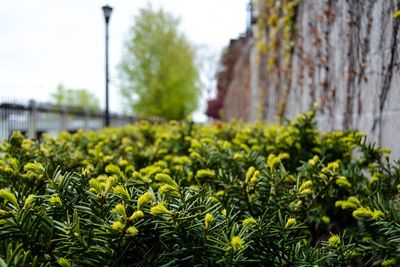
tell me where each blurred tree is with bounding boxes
[50,84,100,112]
[119,6,200,120]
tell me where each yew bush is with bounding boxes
[0,110,399,266]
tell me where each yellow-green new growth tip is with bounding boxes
[158,184,180,197]
[327,234,341,247]
[137,192,153,210]
[112,221,124,231]
[132,171,151,183]
[57,257,72,267]
[321,216,330,224]
[50,195,62,205]
[114,203,126,217]
[242,217,257,228]
[352,206,384,221]
[245,166,256,183]
[113,185,130,199]
[196,169,215,179]
[126,226,139,237]
[204,213,214,229]
[150,203,172,216]
[231,236,244,251]
[24,194,35,208]
[298,180,313,195]
[129,210,144,221]
[0,189,18,207]
[285,218,297,228]
[382,258,396,267]
[155,173,178,188]
[335,196,361,210]
[23,161,46,175]
[336,176,352,188]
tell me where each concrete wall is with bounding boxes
[282,0,400,156]
[210,0,400,157]
[223,38,254,122]
[255,0,400,157]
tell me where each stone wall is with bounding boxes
[208,0,400,157]
[282,0,400,156]
[223,38,253,122]
[206,36,255,121]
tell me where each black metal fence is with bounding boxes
[0,98,159,140]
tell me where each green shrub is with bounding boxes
[0,109,399,266]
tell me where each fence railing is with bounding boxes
[0,99,160,140]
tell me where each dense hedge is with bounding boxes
[1,110,400,266]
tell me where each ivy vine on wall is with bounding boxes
[254,0,300,119]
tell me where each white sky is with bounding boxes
[0,0,248,120]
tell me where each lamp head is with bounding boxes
[102,5,113,23]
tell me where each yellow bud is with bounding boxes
[372,209,384,220]
[285,218,297,228]
[336,176,352,188]
[381,258,396,267]
[298,180,313,195]
[57,258,72,267]
[242,217,257,228]
[204,213,214,229]
[104,176,116,195]
[298,188,312,195]
[216,190,225,197]
[137,192,153,210]
[250,176,258,186]
[328,234,341,247]
[118,159,129,167]
[0,189,18,207]
[230,236,244,251]
[207,196,218,203]
[23,161,46,175]
[352,206,384,221]
[233,153,244,160]
[24,194,35,208]
[115,203,126,217]
[155,173,178,188]
[0,209,10,217]
[298,180,312,191]
[126,226,139,237]
[112,221,124,231]
[129,210,144,221]
[245,167,256,183]
[132,171,151,183]
[308,155,319,166]
[327,161,339,172]
[322,216,330,224]
[50,195,62,205]
[158,184,180,196]
[150,203,172,216]
[113,185,130,199]
[267,154,279,170]
[221,209,227,217]
[196,169,215,179]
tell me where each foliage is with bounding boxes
[392,10,400,18]
[0,109,400,266]
[50,84,100,112]
[119,6,200,120]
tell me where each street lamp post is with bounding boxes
[102,5,113,127]
[247,1,258,36]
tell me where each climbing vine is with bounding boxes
[254,0,300,118]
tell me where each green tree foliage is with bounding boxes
[119,6,200,120]
[50,84,100,112]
